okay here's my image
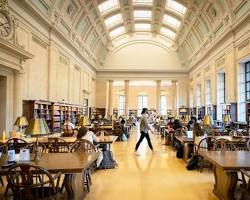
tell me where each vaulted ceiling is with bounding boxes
[25,0,250,70]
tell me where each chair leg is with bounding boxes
[0,176,4,187]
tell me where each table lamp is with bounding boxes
[174,115,179,120]
[203,115,211,135]
[14,116,28,133]
[183,115,190,123]
[25,118,50,161]
[223,115,231,124]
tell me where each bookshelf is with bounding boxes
[129,109,137,117]
[23,100,87,132]
[246,103,250,126]
[23,100,52,129]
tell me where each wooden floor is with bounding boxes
[85,126,219,200]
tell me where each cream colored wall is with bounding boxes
[96,80,108,108]
[103,42,182,71]
[189,17,250,110]
[0,76,7,134]
[11,4,96,106]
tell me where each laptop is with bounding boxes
[186,131,193,139]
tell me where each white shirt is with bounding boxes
[82,131,99,144]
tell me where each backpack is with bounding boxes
[99,150,116,169]
[175,142,183,158]
[186,154,199,170]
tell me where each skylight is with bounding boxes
[163,15,181,29]
[133,0,153,5]
[109,26,125,38]
[134,10,152,20]
[135,23,151,31]
[104,14,123,29]
[167,0,187,15]
[98,0,119,14]
[160,27,176,39]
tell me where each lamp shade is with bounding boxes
[223,115,231,123]
[79,116,89,126]
[183,115,190,122]
[174,115,179,120]
[25,119,50,137]
[203,115,211,126]
[14,117,28,127]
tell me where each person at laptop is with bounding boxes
[192,123,204,144]
[187,116,197,131]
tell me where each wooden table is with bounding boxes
[97,136,118,150]
[199,151,250,200]
[0,152,99,200]
[175,136,194,163]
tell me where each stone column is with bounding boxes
[156,80,161,114]
[13,70,24,121]
[108,80,113,117]
[125,80,129,116]
[172,80,177,115]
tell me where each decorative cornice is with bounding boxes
[0,37,33,60]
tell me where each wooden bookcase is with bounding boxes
[23,100,52,128]
[23,100,87,132]
[246,103,250,126]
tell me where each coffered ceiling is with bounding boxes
[21,0,250,70]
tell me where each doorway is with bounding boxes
[0,75,7,135]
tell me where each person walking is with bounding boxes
[134,108,155,155]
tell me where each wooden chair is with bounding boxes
[229,131,243,137]
[0,144,8,187]
[235,138,249,151]
[195,136,218,172]
[48,138,69,153]
[240,170,250,200]
[7,163,62,200]
[62,124,74,137]
[23,143,47,154]
[247,139,250,151]
[69,139,97,193]
[6,138,27,153]
[214,138,236,151]
[95,130,110,137]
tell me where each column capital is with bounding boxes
[125,80,129,83]
[108,80,114,83]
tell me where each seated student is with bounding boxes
[173,119,182,130]
[167,117,174,130]
[62,119,75,137]
[77,126,98,144]
[187,116,197,131]
[192,123,205,144]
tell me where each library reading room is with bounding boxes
[0,0,250,199]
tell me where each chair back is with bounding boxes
[6,138,27,153]
[235,137,249,151]
[0,144,8,154]
[197,136,218,152]
[62,124,74,137]
[215,138,236,151]
[247,139,250,151]
[22,143,47,154]
[48,138,69,153]
[7,163,61,200]
[70,139,96,153]
[95,130,110,137]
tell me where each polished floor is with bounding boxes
[86,127,219,200]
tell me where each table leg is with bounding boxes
[213,166,238,200]
[64,173,86,200]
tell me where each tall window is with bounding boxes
[138,95,148,115]
[190,88,194,108]
[118,95,125,115]
[205,80,211,105]
[197,84,202,107]
[160,95,167,115]
[217,73,225,120]
[237,63,246,121]
[246,62,250,100]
